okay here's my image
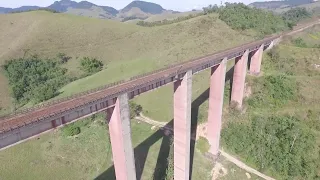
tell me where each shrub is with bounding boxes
[203,4,220,14]
[292,37,307,47]
[282,7,311,24]
[2,55,68,104]
[221,115,320,179]
[62,124,81,136]
[129,101,142,119]
[79,57,103,75]
[197,137,210,154]
[248,75,297,108]
[56,53,71,64]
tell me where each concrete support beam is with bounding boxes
[231,50,249,109]
[207,58,227,156]
[107,93,136,180]
[249,44,264,75]
[173,70,192,180]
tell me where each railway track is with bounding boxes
[0,20,319,133]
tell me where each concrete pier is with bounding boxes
[207,58,227,156]
[249,44,264,75]
[173,70,192,180]
[107,94,137,180]
[231,50,249,109]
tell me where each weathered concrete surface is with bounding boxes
[231,51,249,109]
[107,93,136,180]
[207,58,227,156]
[174,70,192,180]
[249,44,264,75]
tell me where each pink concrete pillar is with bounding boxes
[107,93,136,180]
[249,44,264,75]
[174,70,192,180]
[207,58,227,156]
[231,50,249,109]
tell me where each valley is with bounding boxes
[0,1,320,180]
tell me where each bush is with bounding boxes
[292,37,307,47]
[282,7,311,24]
[79,57,103,75]
[62,124,81,136]
[248,75,297,108]
[2,55,68,104]
[129,101,142,119]
[221,115,320,179]
[197,137,210,154]
[203,4,220,14]
[56,53,71,64]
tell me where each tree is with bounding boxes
[282,7,311,24]
[3,55,68,104]
[129,101,142,119]
[79,57,104,75]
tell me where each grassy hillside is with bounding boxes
[144,10,201,22]
[0,11,255,113]
[274,1,320,13]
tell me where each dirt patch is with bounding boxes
[194,122,208,140]
[211,162,228,180]
[244,83,252,98]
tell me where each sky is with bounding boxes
[0,0,268,11]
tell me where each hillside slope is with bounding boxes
[0,11,255,113]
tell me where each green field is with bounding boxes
[0,115,213,180]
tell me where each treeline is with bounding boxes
[282,7,312,27]
[121,16,147,22]
[2,54,104,106]
[203,3,311,34]
[137,3,311,35]
[204,3,311,34]
[10,8,59,14]
[218,3,289,35]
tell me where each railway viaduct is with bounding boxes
[0,20,319,180]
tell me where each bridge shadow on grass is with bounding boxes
[95,121,173,180]
[95,67,235,180]
[189,66,234,177]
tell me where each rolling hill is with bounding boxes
[249,0,314,10]
[0,0,179,20]
[0,10,256,114]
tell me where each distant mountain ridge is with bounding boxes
[0,0,175,20]
[249,0,314,10]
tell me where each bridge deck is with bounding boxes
[0,20,318,133]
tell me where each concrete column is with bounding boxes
[207,58,227,156]
[107,93,136,180]
[266,40,274,51]
[174,70,192,180]
[249,44,264,75]
[231,50,249,109]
